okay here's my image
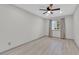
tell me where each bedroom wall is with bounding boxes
[0,5,48,52]
[65,15,74,39]
[73,5,79,47]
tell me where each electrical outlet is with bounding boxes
[8,42,11,46]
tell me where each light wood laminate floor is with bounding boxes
[1,37,79,55]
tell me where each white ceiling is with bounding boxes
[14,4,77,19]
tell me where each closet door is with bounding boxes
[49,20,52,37]
[60,18,65,39]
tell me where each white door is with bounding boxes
[51,20,60,38]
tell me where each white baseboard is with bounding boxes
[0,35,46,54]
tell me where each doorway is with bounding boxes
[49,18,65,39]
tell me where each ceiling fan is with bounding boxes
[40,4,60,14]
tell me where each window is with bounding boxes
[52,20,60,30]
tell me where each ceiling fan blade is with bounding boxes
[43,11,47,14]
[40,9,47,11]
[51,8,60,11]
[50,12,53,14]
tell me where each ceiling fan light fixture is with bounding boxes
[47,11,50,14]
[60,10,62,13]
[40,4,60,15]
